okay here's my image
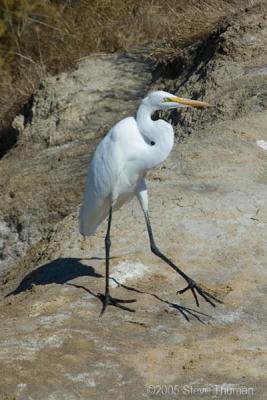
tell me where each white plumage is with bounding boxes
[79,90,220,315]
[79,117,147,235]
[79,91,179,236]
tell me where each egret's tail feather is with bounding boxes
[79,202,109,237]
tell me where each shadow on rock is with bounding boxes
[6,257,102,297]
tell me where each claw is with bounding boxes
[98,293,136,315]
[170,303,210,323]
[191,287,199,307]
[177,279,222,308]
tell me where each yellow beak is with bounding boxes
[164,96,209,108]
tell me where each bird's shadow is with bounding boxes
[5,257,102,297]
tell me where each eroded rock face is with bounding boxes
[0,53,151,276]
[154,6,267,138]
[0,3,267,400]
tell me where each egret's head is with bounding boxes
[143,90,209,110]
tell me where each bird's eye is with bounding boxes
[150,141,155,146]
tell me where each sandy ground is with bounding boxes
[0,3,267,400]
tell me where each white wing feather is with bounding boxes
[79,117,148,236]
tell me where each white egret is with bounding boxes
[79,90,221,314]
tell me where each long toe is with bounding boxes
[177,281,223,308]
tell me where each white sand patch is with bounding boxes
[256,140,267,150]
[48,392,78,400]
[65,372,96,387]
[110,261,149,287]
[214,311,242,324]
[0,331,71,361]
[248,66,267,76]
[17,383,27,392]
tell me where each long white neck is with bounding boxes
[136,102,174,169]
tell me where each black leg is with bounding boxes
[99,207,136,315]
[100,207,113,315]
[144,212,222,308]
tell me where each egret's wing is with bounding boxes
[79,126,117,235]
[109,118,149,198]
[79,117,143,236]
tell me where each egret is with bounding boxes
[79,90,221,314]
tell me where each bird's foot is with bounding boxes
[177,278,223,308]
[98,292,136,315]
[169,302,210,323]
